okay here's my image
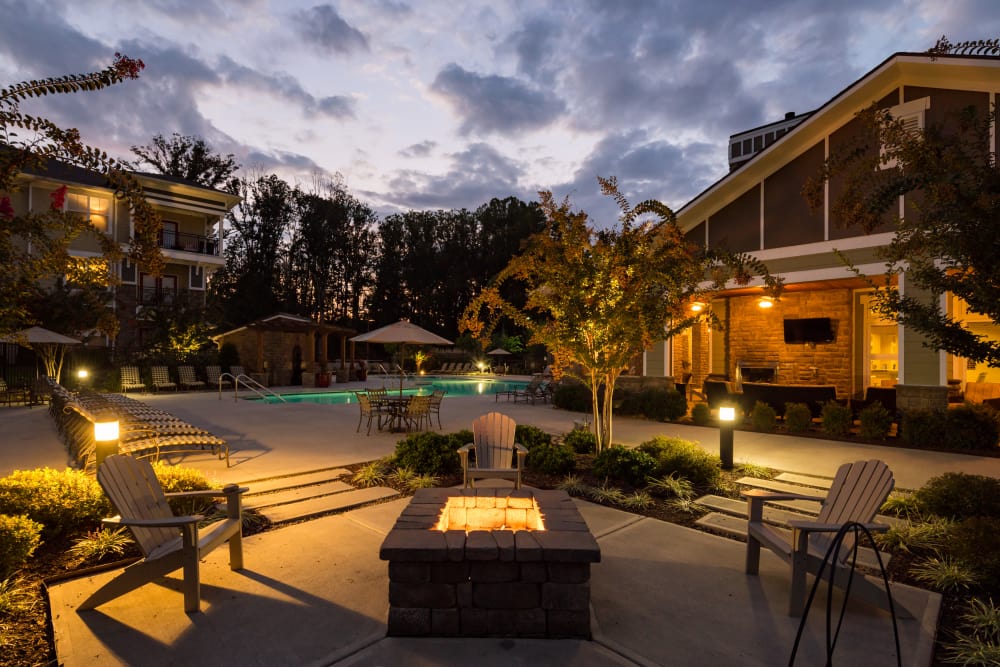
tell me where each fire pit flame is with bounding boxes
[432,495,546,533]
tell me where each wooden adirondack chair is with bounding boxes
[458,412,528,489]
[743,459,907,617]
[79,455,247,613]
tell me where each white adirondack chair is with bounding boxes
[79,455,247,613]
[743,459,908,617]
[458,412,528,489]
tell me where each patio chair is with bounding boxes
[355,391,389,435]
[458,412,528,489]
[177,366,205,391]
[513,378,550,404]
[743,459,909,617]
[496,375,543,402]
[120,365,145,393]
[150,366,176,392]
[79,454,247,613]
[205,365,232,390]
[0,378,29,406]
[400,395,432,432]
[428,389,445,429]
[229,365,246,379]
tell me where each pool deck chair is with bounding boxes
[205,365,232,390]
[150,366,176,392]
[79,454,247,613]
[742,459,907,617]
[458,412,528,490]
[177,366,205,391]
[120,366,145,393]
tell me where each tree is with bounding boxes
[805,37,1000,366]
[0,54,161,336]
[130,133,239,189]
[461,178,781,450]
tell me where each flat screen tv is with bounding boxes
[783,317,835,344]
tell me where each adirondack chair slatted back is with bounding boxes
[812,459,894,558]
[472,412,517,469]
[97,455,178,557]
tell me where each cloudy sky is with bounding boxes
[1,0,997,224]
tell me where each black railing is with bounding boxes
[158,230,219,256]
[139,287,180,305]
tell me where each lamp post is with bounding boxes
[718,405,736,470]
[94,418,119,469]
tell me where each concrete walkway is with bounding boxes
[4,382,990,665]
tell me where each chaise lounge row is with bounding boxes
[120,365,246,393]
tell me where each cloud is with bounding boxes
[216,56,357,119]
[295,4,369,55]
[370,142,531,210]
[430,64,566,136]
[398,141,438,158]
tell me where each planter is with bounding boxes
[315,373,331,388]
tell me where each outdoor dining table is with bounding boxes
[378,395,413,432]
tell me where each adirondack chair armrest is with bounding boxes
[514,443,528,469]
[165,485,249,500]
[103,514,204,528]
[457,443,474,453]
[787,519,890,534]
[741,489,825,502]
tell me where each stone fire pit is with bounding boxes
[379,487,601,638]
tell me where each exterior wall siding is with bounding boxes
[708,188,760,253]
[762,141,825,248]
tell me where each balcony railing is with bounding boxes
[158,230,219,256]
[137,287,205,306]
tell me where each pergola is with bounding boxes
[212,314,358,384]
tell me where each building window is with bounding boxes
[66,193,110,233]
[879,97,930,170]
[139,273,177,305]
[190,265,205,290]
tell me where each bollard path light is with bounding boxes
[94,419,120,469]
[718,405,736,470]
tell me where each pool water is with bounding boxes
[253,376,528,405]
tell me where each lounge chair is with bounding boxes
[428,389,445,429]
[79,455,247,613]
[458,412,528,489]
[120,365,145,393]
[0,378,29,406]
[205,365,232,390]
[229,365,246,379]
[496,375,543,402]
[177,366,205,390]
[743,459,909,617]
[150,366,176,391]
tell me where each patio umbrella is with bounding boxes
[350,320,453,394]
[1,326,81,382]
[486,348,511,356]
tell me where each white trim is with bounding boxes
[709,261,890,291]
[991,92,996,157]
[897,273,906,384]
[747,231,895,262]
[758,181,765,250]
[938,291,949,385]
[823,136,830,241]
[147,197,229,216]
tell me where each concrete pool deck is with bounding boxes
[5,380,996,665]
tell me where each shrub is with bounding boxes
[750,401,777,432]
[528,443,576,476]
[646,472,694,500]
[0,514,43,577]
[514,425,552,451]
[858,401,893,440]
[394,432,460,475]
[659,389,688,422]
[625,387,687,422]
[562,428,597,454]
[783,402,812,433]
[911,555,978,593]
[945,404,1000,451]
[0,468,110,537]
[914,473,1000,520]
[941,597,1000,666]
[552,382,591,412]
[67,527,132,564]
[691,403,712,426]
[899,409,947,448]
[593,445,657,487]
[820,401,853,438]
[151,461,213,515]
[352,459,391,488]
[557,474,589,497]
[636,436,721,488]
[947,517,1000,592]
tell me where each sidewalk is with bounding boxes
[3,386,987,665]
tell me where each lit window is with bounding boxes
[879,97,930,170]
[67,192,110,232]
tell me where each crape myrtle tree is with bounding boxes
[461,178,782,451]
[0,54,161,337]
[805,36,1000,366]
[129,133,239,189]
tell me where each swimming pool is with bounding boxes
[253,376,528,405]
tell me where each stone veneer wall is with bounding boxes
[379,488,600,639]
[728,291,853,397]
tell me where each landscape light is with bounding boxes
[718,406,736,470]
[94,419,120,468]
[77,369,89,379]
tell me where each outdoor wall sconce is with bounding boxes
[94,419,120,468]
[690,301,706,313]
[757,296,775,309]
[718,406,736,470]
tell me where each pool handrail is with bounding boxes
[220,373,287,403]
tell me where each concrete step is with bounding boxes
[734,476,828,498]
[259,486,400,524]
[695,512,892,571]
[732,478,904,527]
[245,480,355,509]
[239,468,352,496]
[696,494,815,526]
[774,472,834,489]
